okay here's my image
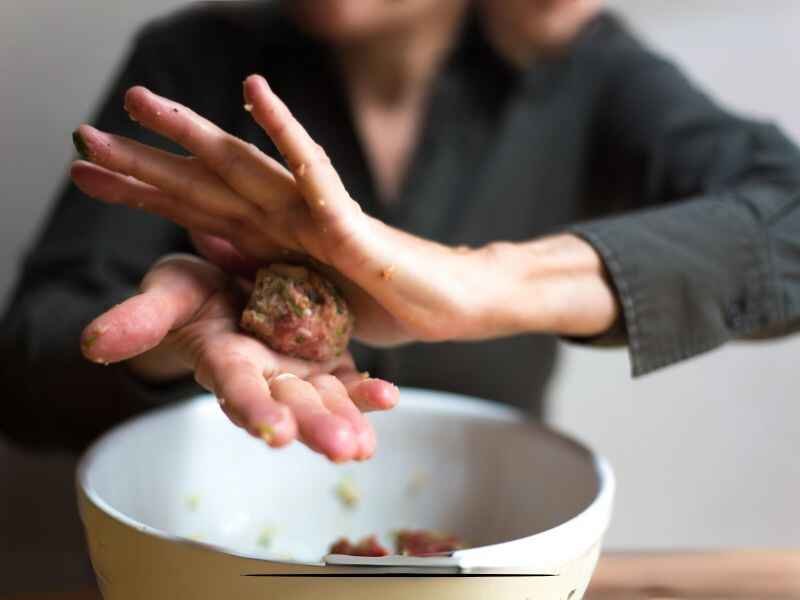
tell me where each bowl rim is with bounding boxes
[77,387,614,572]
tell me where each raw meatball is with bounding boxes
[395,530,464,556]
[241,264,353,362]
[329,535,390,557]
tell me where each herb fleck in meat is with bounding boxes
[241,264,354,362]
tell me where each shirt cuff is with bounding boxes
[567,197,774,376]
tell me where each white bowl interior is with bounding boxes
[82,389,600,563]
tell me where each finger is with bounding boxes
[195,334,297,448]
[70,161,237,239]
[73,124,261,229]
[244,75,363,228]
[274,351,351,382]
[335,369,400,413]
[189,232,268,278]
[81,255,226,364]
[309,374,376,460]
[269,373,359,462]
[123,86,299,209]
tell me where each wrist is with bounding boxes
[474,234,620,338]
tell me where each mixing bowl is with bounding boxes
[77,388,614,599]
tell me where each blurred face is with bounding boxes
[286,0,462,43]
[480,0,604,51]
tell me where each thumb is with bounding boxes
[80,254,227,364]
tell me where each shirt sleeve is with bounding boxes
[567,15,800,376]
[0,24,202,452]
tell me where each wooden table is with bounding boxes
[4,551,799,600]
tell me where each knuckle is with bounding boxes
[125,153,143,180]
[216,139,246,180]
[223,214,249,239]
[174,118,199,149]
[309,373,338,389]
[315,143,331,163]
[480,241,515,262]
[272,372,313,393]
[261,360,279,381]
[217,150,242,181]
[216,351,255,375]
[268,110,288,138]
[176,171,201,203]
[307,147,333,172]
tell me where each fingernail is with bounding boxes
[257,423,275,445]
[72,130,90,160]
[244,103,253,112]
[271,373,299,384]
[217,396,226,407]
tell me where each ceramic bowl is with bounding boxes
[77,388,614,599]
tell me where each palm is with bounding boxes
[81,255,398,463]
[190,231,415,347]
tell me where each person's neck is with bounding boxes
[336,3,468,109]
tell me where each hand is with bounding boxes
[68,76,499,345]
[71,75,619,343]
[80,254,398,462]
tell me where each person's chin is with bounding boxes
[283,0,409,45]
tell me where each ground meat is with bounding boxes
[240,264,353,362]
[395,530,464,556]
[328,530,464,558]
[329,535,390,557]
[334,476,360,508]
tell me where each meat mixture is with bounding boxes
[328,530,464,558]
[328,535,390,557]
[240,264,353,362]
[395,530,464,556]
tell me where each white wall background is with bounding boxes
[0,0,798,593]
[550,0,800,549]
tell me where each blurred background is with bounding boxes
[0,0,798,593]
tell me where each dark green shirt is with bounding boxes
[2,3,800,450]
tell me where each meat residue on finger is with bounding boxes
[379,265,395,281]
[240,264,353,362]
